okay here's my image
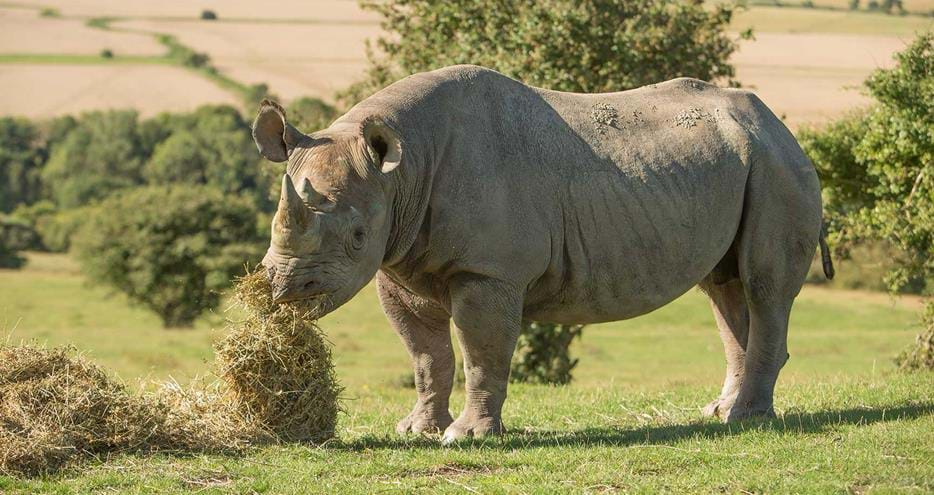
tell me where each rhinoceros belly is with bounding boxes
[523,135,749,325]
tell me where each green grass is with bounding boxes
[0,252,931,492]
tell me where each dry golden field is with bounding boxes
[0,63,240,117]
[0,1,930,126]
[5,0,380,21]
[113,18,373,101]
[732,32,910,126]
[0,7,162,56]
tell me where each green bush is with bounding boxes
[511,322,584,385]
[100,49,114,59]
[896,304,934,371]
[72,185,265,327]
[805,241,928,294]
[34,207,92,253]
[286,97,339,133]
[0,117,45,213]
[800,33,932,368]
[200,9,218,20]
[341,0,748,105]
[0,214,40,252]
[0,216,28,269]
[8,201,87,253]
[243,83,274,109]
[159,34,211,68]
[143,105,273,210]
[41,110,149,208]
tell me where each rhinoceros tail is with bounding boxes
[819,222,835,280]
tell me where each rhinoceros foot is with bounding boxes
[440,414,504,445]
[702,393,775,423]
[396,403,453,434]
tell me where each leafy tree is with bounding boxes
[72,185,265,327]
[287,97,339,133]
[34,206,94,253]
[800,33,932,369]
[41,110,149,208]
[143,105,273,210]
[342,0,749,104]
[0,117,44,213]
[0,216,27,269]
[0,214,41,252]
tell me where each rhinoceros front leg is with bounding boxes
[376,272,454,434]
[442,276,522,445]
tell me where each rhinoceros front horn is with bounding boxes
[275,174,312,231]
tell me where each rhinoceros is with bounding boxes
[252,65,833,444]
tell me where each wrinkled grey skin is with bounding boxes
[253,65,831,444]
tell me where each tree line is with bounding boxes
[0,99,338,326]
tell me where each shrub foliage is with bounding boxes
[342,0,748,104]
[511,322,584,385]
[800,33,932,368]
[72,185,264,327]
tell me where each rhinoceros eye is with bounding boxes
[351,227,366,250]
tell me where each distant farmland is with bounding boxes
[0,0,931,126]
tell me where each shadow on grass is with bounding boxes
[341,401,934,451]
[8,402,929,479]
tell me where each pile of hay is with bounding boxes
[0,346,156,475]
[215,271,342,443]
[0,271,341,476]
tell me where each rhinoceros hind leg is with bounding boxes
[699,277,749,420]
[720,163,819,422]
[376,272,455,434]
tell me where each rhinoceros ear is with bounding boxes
[362,118,403,174]
[252,99,306,163]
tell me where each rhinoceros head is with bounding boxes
[251,99,402,316]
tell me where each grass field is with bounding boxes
[1,253,931,492]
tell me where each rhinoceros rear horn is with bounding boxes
[252,99,306,163]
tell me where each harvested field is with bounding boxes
[733,6,933,35]
[764,0,934,14]
[0,3,927,125]
[732,32,907,127]
[113,19,373,101]
[0,64,239,118]
[7,0,380,21]
[0,7,163,56]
